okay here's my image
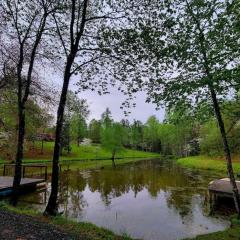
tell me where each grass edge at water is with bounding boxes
[176,155,240,174]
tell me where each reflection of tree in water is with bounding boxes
[164,167,211,219]
[56,159,213,221]
[58,170,88,218]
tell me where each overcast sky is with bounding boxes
[42,67,165,124]
[75,86,165,123]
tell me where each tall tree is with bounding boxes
[141,0,240,216]
[45,0,163,215]
[45,0,146,215]
[0,0,58,199]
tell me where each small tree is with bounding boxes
[101,122,125,167]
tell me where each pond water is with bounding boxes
[19,159,230,240]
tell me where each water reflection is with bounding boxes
[20,159,229,240]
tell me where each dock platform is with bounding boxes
[209,178,240,197]
[0,176,46,197]
[209,178,240,210]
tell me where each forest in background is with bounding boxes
[1,86,240,161]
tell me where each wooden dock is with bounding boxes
[209,178,240,196]
[0,177,46,197]
[0,164,48,197]
[209,178,240,209]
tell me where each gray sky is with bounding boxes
[43,68,165,124]
[77,86,165,123]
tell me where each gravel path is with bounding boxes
[0,209,76,240]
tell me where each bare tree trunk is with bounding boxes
[44,69,71,216]
[209,86,240,218]
[11,104,25,204]
[112,149,116,168]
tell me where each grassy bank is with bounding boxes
[0,143,159,173]
[185,218,240,240]
[0,202,131,240]
[22,142,160,163]
[177,155,240,174]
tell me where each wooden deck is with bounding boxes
[209,178,240,197]
[0,176,46,197]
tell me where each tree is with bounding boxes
[45,0,140,215]
[0,0,58,200]
[141,0,240,216]
[45,0,162,215]
[120,119,131,148]
[88,119,101,143]
[101,108,113,129]
[130,120,144,150]
[101,122,125,167]
[143,116,161,152]
[0,89,54,160]
[67,92,90,146]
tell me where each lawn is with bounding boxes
[185,219,240,240]
[177,155,240,174]
[0,142,160,171]
[22,141,159,162]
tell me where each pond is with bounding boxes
[19,159,230,240]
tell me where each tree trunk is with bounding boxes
[111,150,116,168]
[209,86,240,217]
[11,103,25,205]
[44,64,72,216]
[44,0,88,216]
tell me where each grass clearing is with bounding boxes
[177,155,240,174]
[22,142,159,163]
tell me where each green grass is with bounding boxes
[185,228,240,240]
[23,142,159,162]
[177,155,240,173]
[0,142,159,171]
[0,201,132,240]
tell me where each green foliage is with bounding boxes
[0,89,53,160]
[88,119,101,143]
[101,122,126,160]
[184,226,240,240]
[199,120,222,156]
[61,119,71,154]
[130,120,143,150]
[143,116,161,152]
